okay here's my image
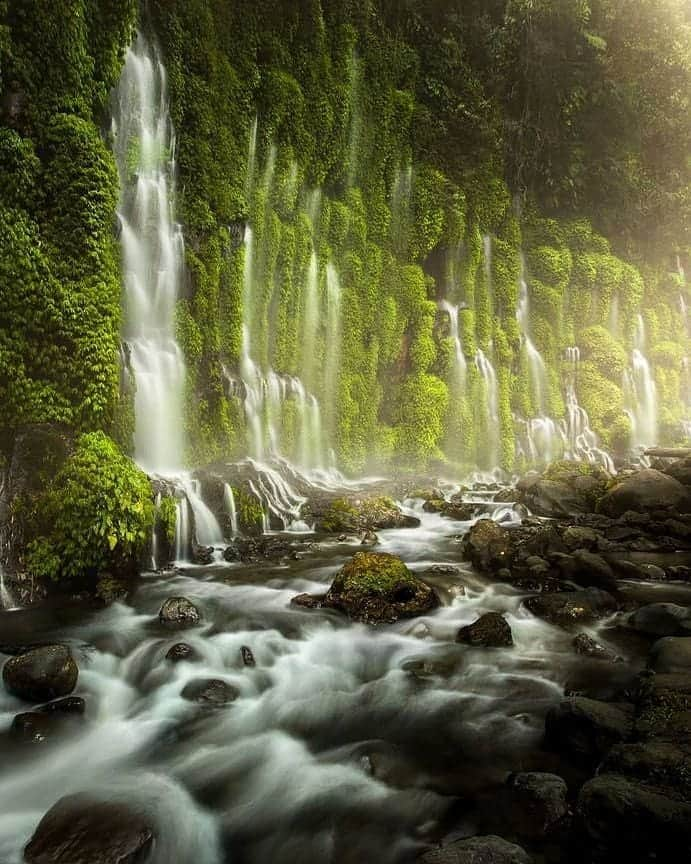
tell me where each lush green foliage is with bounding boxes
[25,432,154,582]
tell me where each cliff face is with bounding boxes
[1,0,690,478]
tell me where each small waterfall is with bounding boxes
[475,349,499,468]
[174,495,191,562]
[151,492,161,569]
[561,346,615,472]
[441,300,467,393]
[0,558,18,611]
[300,251,321,393]
[516,258,549,414]
[246,460,309,532]
[183,479,224,547]
[113,33,186,474]
[223,484,239,537]
[324,262,342,433]
[624,315,658,449]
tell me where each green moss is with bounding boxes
[580,325,628,380]
[235,486,264,535]
[332,551,417,595]
[158,495,178,545]
[25,432,154,583]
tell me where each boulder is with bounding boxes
[648,636,691,673]
[11,712,55,744]
[317,496,419,533]
[630,603,691,637]
[37,696,85,714]
[506,772,569,836]
[165,642,197,663]
[290,593,324,609]
[602,739,691,796]
[576,774,691,862]
[181,678,238,705]
[158,596,200,627]
[572,633,617,661]
[24,793,154,864]
[524,588,618,626]
[597,468,689,519]
[2,645,78,702]
[441,502,477,521]
[457,613,513,647]
[461,519,513,572]
[567,550,617,592]
[417,834,532,863]
[360,530,379,546]
[517,462,609,518]
[544,697,634,767]
[323,552,438,624]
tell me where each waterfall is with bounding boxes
[246,460,309,532]
[324,262,342,433]
[516,257,549,415]
[223,484,239,537]
[0,560,17,611]
[624,315,658,449]
[561,347,615,472]
[475,349,499,468]
[174,495,191,562]
[441,300,467,394]
[183,479,224,547]
[113,33,186,475]
[300,251,321,393]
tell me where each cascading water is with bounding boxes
[0,562,17,611]
[324,262,342,436]
[475,348,499,469]
[624,315,658,449]
[441,300,467,394]
[113,33,186,475]
[223,484,239,537]
[561,347,615,472]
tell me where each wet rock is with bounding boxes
[568,550,617,592]
[165,642,196,663]
[630,603,691,637]
[575,774,691,862]
[457,612,513,647]
[94,575,129,606]
[562,526,600,550]
[24,793,155,864]
[602,739,691,796]
[2,645,78,702]
[461,519,513,572]
[417,834,533,863]
[667,564,691,581]
[11,712,55,744]
[317,495,419,533]
[420,564,464,581]
[597,468,690,519]
[158,596,200,627]
[290,592,324,609]
[506,771,569,836]
[323,551,438,624]
[241,645,255,667]
[524,588,618,626]
[181,678,238,705]
[544,696,634,767]
[360,529,379,546]
[37,696,85,714]
[573,633,617,661]
[441,502,477,521]
[648,636,691,673]
[422,498,445,513]
[192,543,214,565]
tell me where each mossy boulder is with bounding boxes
[518,461,611,518]
[317,496,420,533]
[323,551,438,624]
[461,519,514,572]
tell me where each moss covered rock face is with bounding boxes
[324,551,438,624]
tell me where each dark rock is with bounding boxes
[94,575,129,606]
[597,468,690,518]
[506,771,569,836]
[457,612,513,647]
[544,697,634,767]
[576,774,691,862]
[192,544,214,565]
[422,498,445,513]
[517,462,609,518]
[181,678,238,705]
[573,633,617,661]
[417,834,533,863]
[630,603,691,637]
[602,739,691,796]
[648,636,691,673]
[241,645,255,667]
[524,588,618,626]
[2,645,78,702]
[158,596,200,627]
[569,550,617,591]
[461,519,513,572]
[37,696,85,714]
[323,551,438,624]
[24,793,155,864]
[667,564,691,581]
[441,502,477,521]
[562,526,600,550]
[290,593,324,609]
[165,642,196,663]
[420,564,463,581]
[360,529,379,546]
[11,712,55,744]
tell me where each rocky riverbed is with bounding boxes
[2,455,691,863]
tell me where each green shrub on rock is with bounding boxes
[25,432,154,583]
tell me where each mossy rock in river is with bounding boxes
[323,552,438,624]
[317,496,420,534]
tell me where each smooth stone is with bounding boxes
[630,603,691,637]
[2,645,78,702]
[181,678,238,705]
[158,596,200,627]
[165,642,196,663]
[417,834,533,863]
[24,793,154,864]
[37,696,85,714]
[240,645,256,667]
[576,774,691,861]
[572,633,617,661]
[11,712,54,744]
[649,636,691,672]
[461,519,513,572]
[457,612,513,647]
[597,469,690,518]
[544,696,634,766]
[290,592,323,609]
[524,588,618,626]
